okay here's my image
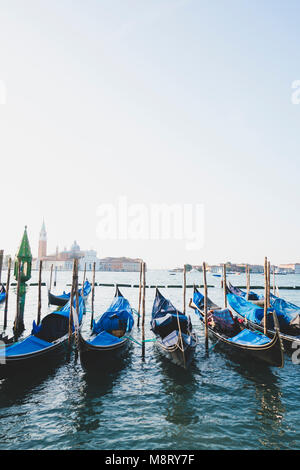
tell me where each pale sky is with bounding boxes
[0,0,300,268]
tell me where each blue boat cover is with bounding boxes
[227,329,270,346]
[227,282,262,301]
[152,289,181,319]
[270,297,300,325]
[0,292,5,303]
[0,335,52,358]
[193,290,204,310]
[89,330,123,346]
[151,289,192,339]
[54,280,91,300]
[227,293,266,323]
[92,292,134,336]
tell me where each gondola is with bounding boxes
[227,291,300,350]
[226,281,263,303]
[79,287,134,369]
[48,280,91,307]
[0,284,6,304]
[189,287,284,367]
[151,288,197,369]
[0,296,84,378]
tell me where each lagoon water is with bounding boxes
[0,270,300,450]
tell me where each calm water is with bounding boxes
[0,270,300,450]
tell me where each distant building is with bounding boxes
[33,220,141,271]
[34,221,101,270]
[99,257,142,272]
[278,264,296,274]
[295,264,300,274]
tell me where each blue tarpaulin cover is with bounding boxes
[227,329,270,346]
[92,292,134,336]
[227,293,266,324]
[0,292,5,303]
[0,336,51,358]
[270,297,300,324]
[151,289,190,338]
[89,331,123,346]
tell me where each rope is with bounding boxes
[123,335,157,346]
[131,308,141,317]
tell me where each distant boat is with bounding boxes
[212,274,222,278]
[48,280,91,307]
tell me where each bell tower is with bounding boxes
[38,219,47,259]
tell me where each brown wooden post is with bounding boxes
[141,261,146,358]
[273,266,276,296]
[267,261,271,308]
[69,260,76,343]
[183,264,186,314]
[0,250,3,284]
[82,262,86,288]
[54,266,57,286]
[90,261,96,329]
[37,259,42,325]
[137,260,143,328]
[203,261,208,350]
[49,264,53,292]
[74,259,79,347]
[3,257,11,330]
[14,262,22,334]
[264,257,268,335]
[223,263,227,308]
[246,265,250,300]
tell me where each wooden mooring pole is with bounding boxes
[49,264,53,291]
[0,250,3,285]
[90,261,96,329]
[141,262,146,358]
[183,264,186,314]
[69,260,76,343]
[264,257,268,335]
[54,266,57,287]
[37,259,42,325]
[203,261,208,351]
[14,262,22,335]
[223,263,227,308]
[82,262,86,287]
[3,257,11,330]
[267,261,271,308]
[137,260,143,328]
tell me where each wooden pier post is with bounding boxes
[0,250,3,284]
[183,264,186,314]
[37,260,42,325]
[49,264,53,292]
[203,261,208,351]
[273,266,276,296]
[90,261,96,329]
[69,260,76,343]
[82,262,86,288]
[267,261,271,308]
[3,257,11,330]
[264,257,268,335]
[54,266,57,287]
[246,265,250,300]
[137,260,143,328]
[141,261,146,358]
[223,263,227,308]
[14,262,22,335]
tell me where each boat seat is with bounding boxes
[34,313,70,343]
